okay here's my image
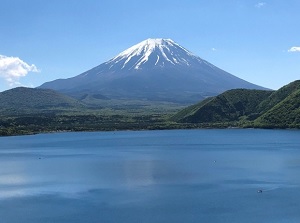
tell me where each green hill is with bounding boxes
[1,80,300,136]
[255,87,300,128]
[170,97,214,122]
[257,80,300,113]
[172,89,272,123]
[0,87,84,115]
[172,80,300,128]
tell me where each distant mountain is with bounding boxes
[172,80,300,128]
[40,38,266,105]
[0,87,84,114]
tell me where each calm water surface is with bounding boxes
[0,129,300,223]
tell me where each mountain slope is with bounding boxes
[172,80,300,128]
[40,38,266,105]
[0,87,84,114]
[172,89,273,123]
[255,90,300,127]
[257,80,300,113]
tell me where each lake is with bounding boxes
[0,129,300,223]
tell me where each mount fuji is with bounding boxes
[40,38,266,105]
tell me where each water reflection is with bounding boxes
[123,159,155,187]
[0,129,300,223]
[0,174,27,185]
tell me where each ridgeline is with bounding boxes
[1,80,300,136]
[172,80,300,129]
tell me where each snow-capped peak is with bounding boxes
[106,38,207,71]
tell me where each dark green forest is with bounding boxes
[173,80,300,129]
[1,81,300,136]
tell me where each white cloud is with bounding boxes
[255,2,267,8]
[0,55,39,87]
[211,48,217,51]
[288,47,300,52]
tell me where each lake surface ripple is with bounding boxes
[0,129,300,223]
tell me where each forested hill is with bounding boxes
[171,89,273,123]
[172,80,300,128]
[1,81,300,137]
[255,81,300,128]
[0,87,84,114]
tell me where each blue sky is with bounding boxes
[0,0,299,92]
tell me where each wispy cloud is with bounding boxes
[288,47,300,52]
[211,48,217,51]
[0,55,39,87]
[255,2,267,8]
